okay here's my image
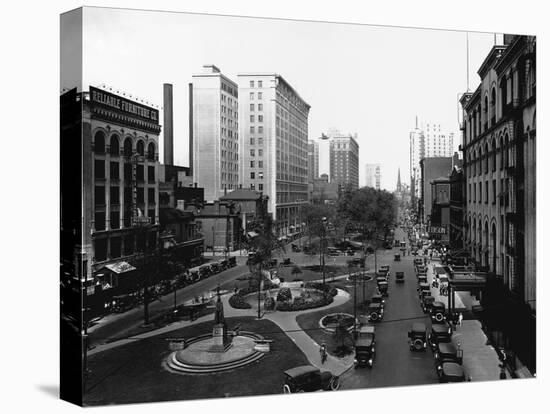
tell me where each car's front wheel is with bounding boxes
[329,376,340,391]
[413,338,424,351]
[283,384,291,394]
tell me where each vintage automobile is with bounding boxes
[210,262,221,273]
[395,271,405,283]
[327,247,341,256]
[344,248,355,256]
[394,254,401,262]
[220,259,229,270]
[228,256,237,267]
[199,265,211,278]
[378,281,389,297]
[415,265,427,275]
[434,342,463,373]
[430,301,447,323]
[376,276,388,285]
[354,325,376,368]
[428,323,453,351]
[370,294,385,308]
[418,282,431,297]
[417,274,428,284]
[437,362,466,383]
[368,302,384,322]
[291,243,302,252]
[413,258,423,266]
[408,322,427,351]
[283,365,340,393]
[380,265,390,273]
[421,295,435,313]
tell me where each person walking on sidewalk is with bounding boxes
[320,342,328,364]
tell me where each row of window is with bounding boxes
[249,115,264,123]
[94,131,156,160]
[249,80,263,88]
[249,126,264,134]
[94,185,156,206]
[250,172,264,180]
[466,138,511,177]
[93,231,157,262]
[249,183,264,191]
[249,92,263,100]
[94,160,155,182]
[250,149,263,157]
[250,160,264,168]
[468,179,507,205]
[94,209,156,232]
[249,103,263,111]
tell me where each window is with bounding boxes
[258,92,263,99]
[468,183,471,202]
[123,138,133,157]
[258,137,263,145]
[124,235,134,255]
[473,183,476,202]
[485,180,489,204]
[110,135,120,156]
[94,131,105,153]
[258,183,263,191]
[94,238,107,260]
[148,188,155,204]
[250,126,255,134]
[110,237,121,258]
[250,149,255,156]
[258,161,263,168]
[95,186,105,205]
[250,104,255,111]
[258,149,263,156]
[492,179,497,204]
[250,172,255,179]
[147,143,155,161]
[137,187,144,204]
[250,115,255,122]
[110,186,120,205]
[250,184,255,190]
[94,160,105,179]
[250,80,255,88]
[258,172,264,180]
[94,212,106,231]
[136,140,145,156]
[250,161,255,168]
[249,92,254,100]
[479,183,482,203]
[258,81,263,87]
[110,211,120,229]
[136,165,144,182]
[110,162,119,180]
[258,104,263,111]
[258,115,263,122]
[250,138,255,145]
[148,166,155,182]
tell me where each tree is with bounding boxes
[332,317,353,356]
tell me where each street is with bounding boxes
[342,227,439,389]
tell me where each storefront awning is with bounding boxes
[105,261,136,274]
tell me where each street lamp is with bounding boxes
[321,216,327,286]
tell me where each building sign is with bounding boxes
[428,226,447,235]
[89,86,159,123]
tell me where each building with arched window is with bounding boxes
[64,85,161,297]
[459,35,536,373]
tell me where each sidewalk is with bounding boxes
[425,257,509,381]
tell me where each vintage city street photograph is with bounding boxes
[60,7,536,406]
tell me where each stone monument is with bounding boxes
[210,286,233,352]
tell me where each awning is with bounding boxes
[105,261,136,274]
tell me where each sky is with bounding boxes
[67,7,501,190]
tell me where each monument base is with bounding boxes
[209,323,233,353]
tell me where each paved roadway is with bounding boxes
[341,227,440,389]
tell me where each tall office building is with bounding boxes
[191,65,240,202]
[328,129,359,189]
[410,118,455,207]
[238,73,310,236]
[307,140,320,183]
[365,163,381,190]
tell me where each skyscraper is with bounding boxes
[365,163,381,190]
[238,73,310,236]
[307,140,320,183]
[328,129,359,189]
[191,65,240,202]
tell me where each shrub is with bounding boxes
[229,293,251,309]
[264,297,276,311]
[276,293,333,311]
[276,287,292,302]
[305,282,338,297]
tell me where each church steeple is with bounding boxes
[396,168,402,191]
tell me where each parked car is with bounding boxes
[434,342,463,374]
[199,265,211,278]
[395,271,405,283]
[282,365,340,393]
[376,276,388,286]
[414,258,423,266]
[408,322,428,351]
[368,302,384,322]
[228,257,237,267]
[394,254,401,262]
[430,301,447,323]
[354,325,376,368]
[380,265,390,273]
[370,294,385,309]
[418,274,428,284]
[421,295,435,313]
[418,282,430,297]
[378,281,389,297]
[428,323,453,351]
[437,362,466,383]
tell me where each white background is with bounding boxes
[1,0,547,413]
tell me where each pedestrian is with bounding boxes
[320,342,327,364]
[458,312,463,326]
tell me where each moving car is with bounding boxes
[437,362,466,383]
[368,302,384,322]
[430,301,447,323]
[283,365,340,393]
[408,322,427,351]
[395,271,405,283]
[354,325,376,368]
[428,323,453,351]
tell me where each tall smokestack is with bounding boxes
[188,83,194,174]
[163,83,174,166]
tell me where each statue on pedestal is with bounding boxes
[210,286,233,352]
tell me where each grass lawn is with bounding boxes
[295,279,377,357]
[84,316,309,406]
